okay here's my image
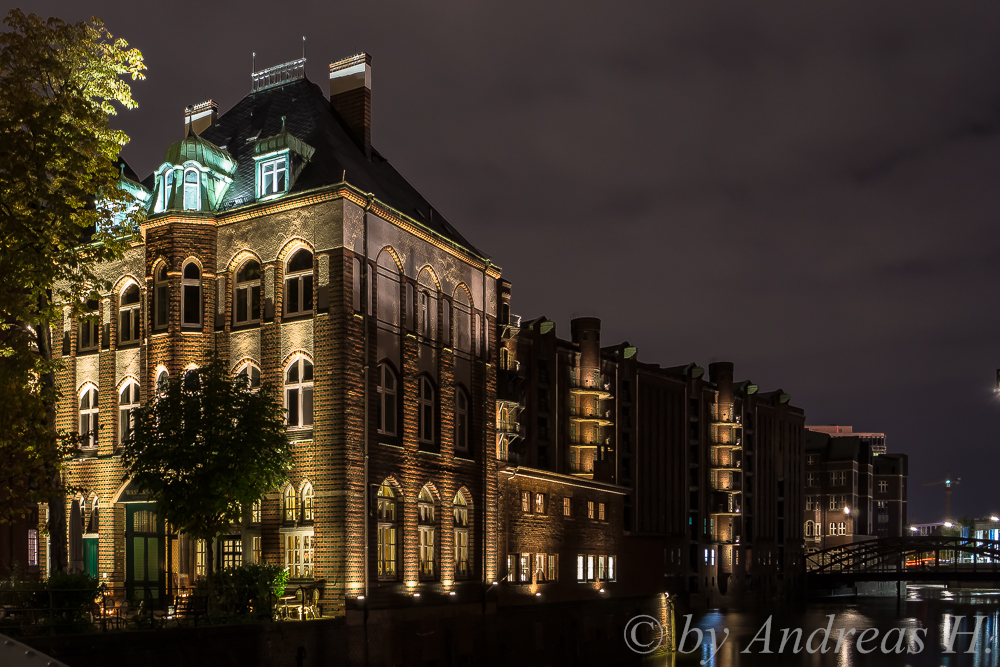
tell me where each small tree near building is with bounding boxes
[121,353,290,582]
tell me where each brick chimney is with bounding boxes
[184,100,218,137]
[329,53,372,157]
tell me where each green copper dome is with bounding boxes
[163,132,236,177]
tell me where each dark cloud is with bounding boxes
[16,0,1000,521]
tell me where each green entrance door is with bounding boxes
[125,504,163,603]
[82,537,98,579]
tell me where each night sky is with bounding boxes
[16,1,1000,523]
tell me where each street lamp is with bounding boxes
[844,507,851,515]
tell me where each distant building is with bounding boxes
[806,425,886,454]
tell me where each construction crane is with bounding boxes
[924,472,961,524]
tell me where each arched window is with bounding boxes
[78,299,100,352]
[119,284,141,344]
[302,483,314,522]
[119,379,139,445]
[155,369,169,397]
[181,261,201,328]
[283,485,298,522]
[454,386,469,452]
[417,269,437,339]
[805,520,814,538]
[285,357,314,428]
[418,377,435,445]
[154,264,169,330]
[454,492,469,579]
[376,250,400,328]
[376,363,397,436]
[236,361,261,390]
[86,496,100,534]
[160,168,174,211]
[183,168,199,210]
[453,288,472,352]
[377,483,397,579]
[234,259,261,325]
[284,249,313,317]
[418,486,436,579]
[79,386,99,450]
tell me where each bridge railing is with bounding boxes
[807,537,1000,575]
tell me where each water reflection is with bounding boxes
[652,586,1000,667]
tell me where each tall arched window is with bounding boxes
[302,483,314,522]
[377,483,397,579]
[284,249,313,317]
[418,486,436,579]
[160,168,174,211]
[234,259,261,325]
[283,485,298,522]
[418,377,435,445]
[79,386,99,449]
[155,369,169,397]
[285,357,314,428]
[183,168,199,210]
[805,520,814,538]
[236,361,261,390]
[119,284,141,344]
[454,492,469,579]
[119,379,139,445]
[78,299,100,352]
[454,386,469,452]
[154,264,169,330]
[453,288,472,352]
[417,269,437,339]
[376,250,400,328]
[377,364,397,436]
[181,261,201,328]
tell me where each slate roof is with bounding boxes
[147,76,483,257]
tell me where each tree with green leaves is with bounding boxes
[0,9,145,571]
[121,353,291,583]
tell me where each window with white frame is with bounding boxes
[78,299,100,352]
[283,485,298,522]
[806,472,815,486]
[829,496,838,510]
[607,555,616,581]
[285,357,313,428]
[598,555,606,580]
[454,386,469,452]
[563,497,571,517]
[284,249,313,317]
[547,554,558,581]
[519,553,530,582]
[377,483,397,579]
[805,520,814,537]
[181,261,201,327]
[418,376,435,445]
[521,491,530,512]
[376,364,397,436]
[183,168,199,210]
[260,157,287,197]
[829,522,836,536]
[587,555,595,581]
[237,362,261,390]
[119,380,139,444]
[79,386,99,449]
[196,539,207,577]
[234,259,261,325]
[154,264,169,329]
[576,555,585,582]
[119,284,141,344]
[534,492,546,514]
[838,522,846,536]
[160,168,174,211]
[302,483,314,522]
[418,486,436,579]
[251,499,262,524]
[878,481,888,493]
[27,529,38,567]
[454,492,469,579]
[285,531,314,579]
[598,502,605,521]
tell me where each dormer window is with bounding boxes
[183,169,200,210]
[160,169,174,211]
[260,158,287,197]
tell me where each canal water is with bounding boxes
[654,585,1000,666]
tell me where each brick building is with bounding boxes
[497,315,807,606]
[53,54,503,613]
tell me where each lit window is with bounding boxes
[418,377,435,444]
[454,386,469,452]
[285,357,314,428]
[598,503,605,521]
[118,380,139,445]
[418,487,436,579]
[805,521,814,537]
[237,362,261,390]
[519,553,530,582]
[283,485,298,522]
[607,555,615,582]
[839,522,846,536]
[181,261,201,328]
[234,260,261,325]
[252,536,262,563]
[376,364,397,436]
[598,555,606,580]
[156,369,169,397]
[27,529,38,567]
[195,539,207,577]
[588,501,595,520]
[183,168,200,210]
[78,300,100,352]
[587,555,595,581]
[454,492,469,579]
[154,264,169,329]
[285,532,314,579]
[563,498,571,517]
[576,555,585,582]
[251,499,262,524]
[534,493,546,514]
[302,483,314,522]
[535,554,547,581]
[119,284,141,344]
[79,386,99,450]
[284,249,313,317]
[521,491,530,513]
[260,158,287,197]
[547,554,557,581]
[377,483,397,579]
